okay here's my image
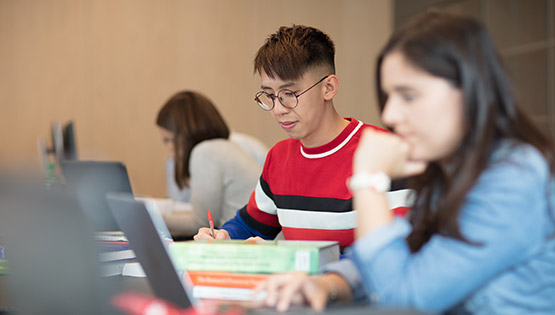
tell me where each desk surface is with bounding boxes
[1,275,427,315]
[0,274,153,314]
[107,276,426,314]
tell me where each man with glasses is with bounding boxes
[194,25,410,249]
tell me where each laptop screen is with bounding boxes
[107,193,193,309]
[61,161,133,232]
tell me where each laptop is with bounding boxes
[0,179,119,314]
[61,161,134,232]
[107,193,193,309]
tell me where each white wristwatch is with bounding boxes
[347,171,391,193]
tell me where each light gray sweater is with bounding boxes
[162,138,261,236]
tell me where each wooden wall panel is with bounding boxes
[0,0,392,197]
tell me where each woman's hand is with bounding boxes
[252,272,352,312]
[354,129,427,178]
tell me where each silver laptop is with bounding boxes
[107,193,194,309]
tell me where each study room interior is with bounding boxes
[1,0,553,314]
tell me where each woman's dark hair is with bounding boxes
[156,91,229,189]
[376,11,555,252]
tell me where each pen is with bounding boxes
[207,209,215,238]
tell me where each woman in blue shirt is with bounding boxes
[254,12,555,314]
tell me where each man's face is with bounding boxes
[259,71,328,147]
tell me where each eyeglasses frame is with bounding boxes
[254,75,331,111]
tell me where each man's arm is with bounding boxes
[221,208,275,240]
[218,178,284,240]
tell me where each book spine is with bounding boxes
[99,249,135,262]
[98,243,131,252]
[94,232,128,242]
[98,241,129,245]
[186,271,268,289]
[169,243,320,273]
[191,286,261,301]
[184,271,268,301]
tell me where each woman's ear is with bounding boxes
[323,75,339,101]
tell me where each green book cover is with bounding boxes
[169,240,339,274]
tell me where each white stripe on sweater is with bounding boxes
[301,121,364,159]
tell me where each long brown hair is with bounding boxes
[376,12,555,252]
[156,91,229,189]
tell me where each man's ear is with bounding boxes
[323,75,338,101]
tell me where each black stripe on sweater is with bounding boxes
[239,205,282,238]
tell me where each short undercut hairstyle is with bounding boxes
[254,25,336,80]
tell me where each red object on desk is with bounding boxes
[111,292,245,315]
[207,209,215,238]
[112,292,190,315]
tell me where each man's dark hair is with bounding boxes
[254,25,335,80]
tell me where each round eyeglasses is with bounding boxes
[254,75,330,111]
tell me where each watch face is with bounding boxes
[373,172,390,192]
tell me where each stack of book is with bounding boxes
[94,231,136,277]
[168,240,339,301]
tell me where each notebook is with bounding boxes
[60,160,134,232]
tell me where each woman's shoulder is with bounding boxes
[482,140,552,188]
[192,138,241,155]
[491,140,547,168]
[191,138,261,168]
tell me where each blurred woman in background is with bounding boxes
[156,90,263,237]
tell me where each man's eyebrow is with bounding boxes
[260,81,297,90]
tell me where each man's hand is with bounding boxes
[193,227,230,240]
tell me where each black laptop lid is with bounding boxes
[107,193,192,309]
[61,161,133,232]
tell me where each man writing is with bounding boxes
[194,25,410,248]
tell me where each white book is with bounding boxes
[122,262,146,277]
[99,249,135,262]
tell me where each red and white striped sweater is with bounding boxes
[237,118,412,247]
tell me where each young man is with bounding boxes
[194,25,410,248]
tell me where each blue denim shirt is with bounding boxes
[324,141,555,314]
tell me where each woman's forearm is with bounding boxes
[354,189,393,239]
